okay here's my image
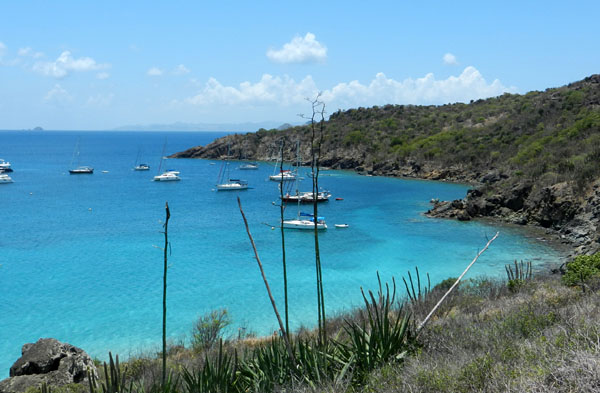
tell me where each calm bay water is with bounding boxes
[0,131,562,376]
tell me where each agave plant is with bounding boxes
[338,275,413,383]
[181,340,237,393]
[88,353,133,393]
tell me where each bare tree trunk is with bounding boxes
[162,202,170,386]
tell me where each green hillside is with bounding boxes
[173,74,600,253]
[175,74,600,186]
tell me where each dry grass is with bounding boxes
[362,273,600,393]
[88,272,600,393]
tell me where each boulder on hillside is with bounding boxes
[0,338,98,393]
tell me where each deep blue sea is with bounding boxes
[0,130,562,376]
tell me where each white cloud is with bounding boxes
[147,67,163,76]
[184,67,515,109]
[44,84,72,103]
[33,51,109,78]
[322,67,514,106]
[186,74,318,106]
[18,47,44,58]
[86,93,114,107]
[266,33,327,64]
[173,64,190,75]
[96,72,110,80]
[443,53,458,65]
[0,42,6,57]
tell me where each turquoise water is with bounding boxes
[0,131,561,376]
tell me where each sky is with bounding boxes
[0,1,598,130]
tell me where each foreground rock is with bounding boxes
[0,339,98,393]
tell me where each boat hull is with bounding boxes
[216,183,248,191]
[282,219,327,230]
[269,175,296,181]
[153,173,180,181]
[69,168,94,174]
[282,192,331,203]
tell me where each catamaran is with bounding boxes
[216,146,248,191]
[153,141,180,181]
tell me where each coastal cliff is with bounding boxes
[172,74,600,253]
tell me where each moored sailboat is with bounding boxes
[216,146,248,191]
[153,141,180,181]
[69,138,93,174]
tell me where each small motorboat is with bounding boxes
[334,224,349,228]
[239,162,259,170]
[134,163,150,171]
[335,197,344,201]
[0,159,13,172]
[281,191,331,203]
[0,174,13,183]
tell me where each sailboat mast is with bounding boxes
[157,140,167,175]
[295,140,301,218]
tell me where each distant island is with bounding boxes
[172,74,600,256]
[113,121,299,132]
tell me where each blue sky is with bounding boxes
[0,1,598,130]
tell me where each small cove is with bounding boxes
[0,131,565,376]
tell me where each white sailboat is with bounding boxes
[281,141,327,230]
[269,142,296,181]
[270,169,296,181]
[282,212,328,230]
[153,141,180,181]
[216,146,248,191]
[69,138,93,174]
[133,147,150,171]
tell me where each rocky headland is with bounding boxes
[172,74,600,257]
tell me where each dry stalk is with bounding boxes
[416,232,499,335]
[237,196,297,367]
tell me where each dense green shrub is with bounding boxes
[562,253,600,286]
[191,309,231,352]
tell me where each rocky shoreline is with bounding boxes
[425,172,600,258]
[172,132,599,259]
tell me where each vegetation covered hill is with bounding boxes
[174,74,600,184]
[173,74,600,253]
